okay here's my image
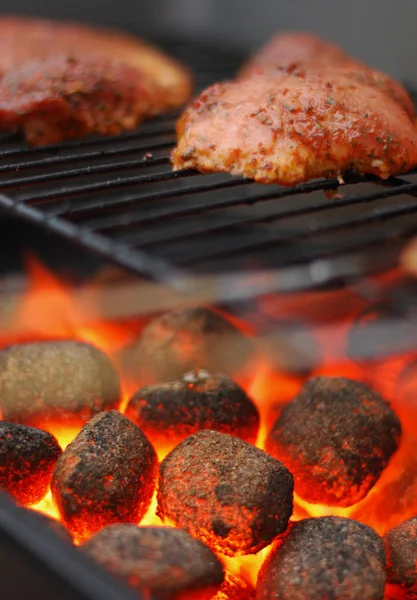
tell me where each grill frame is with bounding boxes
[0,40,417,300]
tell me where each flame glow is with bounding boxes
[3,257,417,589]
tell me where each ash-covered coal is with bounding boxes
[125,306,253,386]
[126,370,260,449]
[257,517,386,600]
[157,430,293,556]
[384,516,417,595]
[52,411,157,542]
[82,524,224,600]
[25,508,73,543]
[0,341,121,427]
[266,376,401,507]
[0,421,61,505]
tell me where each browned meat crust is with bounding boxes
[240,32,414,118]
[240,32,362,77]
[0,16,192,145]
[172,69,417,186]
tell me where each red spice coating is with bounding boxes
[0,16,192,146]
[51,411,157,542]
[0,341,121,428]
[384,516,417,594]
[127,306,253,386]
[265,377,401,507]
[82,524,224,600]
[257,517,386,600]
[0,421,61,505]
[157,430,294,557]
[239,32,414,118]
[125,370,260,449]
[172,69,417,186]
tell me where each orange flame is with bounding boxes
[4,255,417,588]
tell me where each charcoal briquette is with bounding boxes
[157,430,294,556]
[51,410,157,542]
[257,517,386,600]
[384,516,417,594]
[0,421,61,505]
[82,524,224,600]
[127,306,253,385]
[265,377,401,507]
[0,341,121,427]
[126,370,260,448]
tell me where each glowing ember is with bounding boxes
[51,411,157,543]
[125,370,260,451]
[82,524,225,600]
[157,430,294,557]
[1,257,417,596]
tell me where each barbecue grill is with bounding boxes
[0,40,416,301]
[3,35,417,600]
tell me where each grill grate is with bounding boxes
[0,40,417,300]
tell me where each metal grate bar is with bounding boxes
[0,40,416,297]
[14,168,197,203]
[107,175,416,243]
[0,140,174,174]
[0,156,170,189]
[164,194,417,265]
[45,178,252,219]
[175,196,417,266]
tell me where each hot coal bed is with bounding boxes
[3,43,417,600]
[2,236,417,600]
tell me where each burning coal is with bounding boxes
[157,430,294,556]
[0,421,61,505]
[1,259,417,599]
[126,369,260,451]
[266,377,401,507]
[384,516,417,596]
[52,411,157,542]
[0,340,121,427]
[257,517,386,600]
[82,524,225,600]
[124,306,254,387]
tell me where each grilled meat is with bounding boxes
[240,32,413,118]
[240,32,361,76]
[172,68,417,186]
[0,16,192,145]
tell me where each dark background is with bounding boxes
[0,0,416,82]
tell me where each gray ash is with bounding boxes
[157,430,293,556]
[125,370,260,449]
[384,516,417,595]
[82,524,224,600]
[0,341,121,427]
[0,421,61,505]
[125,306,253,386]
[257,517,386,600]
[51,410,157,542]
[265,376,401,507]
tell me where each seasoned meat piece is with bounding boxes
[0,56,154,146]
[240,32,413,118]
[0,16,192,145]
[240,32,361,77]
[172,69,417,186]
